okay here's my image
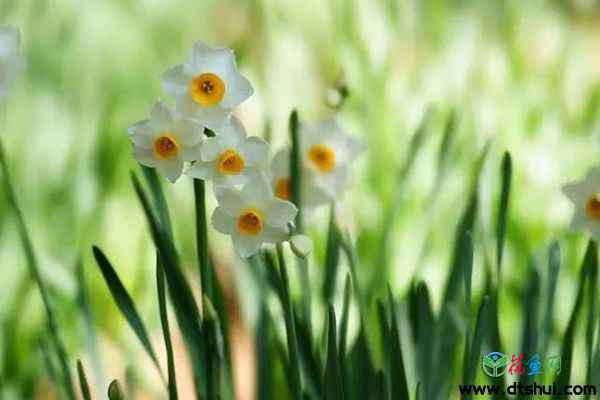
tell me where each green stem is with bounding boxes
[194,179,212,299]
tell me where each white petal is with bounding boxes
[185,161,215,180]
[150,101,174,130]
[214,173,249,187]
[200,137,225,161]
[128,120,155,149]
[241,174,273,204]
[570,210,589,231]
[262,225,289,244]
[133,146,158,168]
[562,181,589,205]
[212,207,236,235]
[161,64,189,97]
[239,137,269,165]
[217,115,246,147]
[302,175,333,207]
[0,27,20,57]
[232,234,262,258]
[176,97,231,131]
[265,199,297,227]
[179,144,203,162]
[590,222,600,242]
[186,42,235,79]
[270,147,290,179]
[221,71,253,108]
[174,119,204,145]
[290,234,313,257]
[216,188,246,215]
[159,159,184,183]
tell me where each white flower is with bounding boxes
[300,118,363,202]
[270,147,331,207]
[212,176,297,257]
[562,167,600,240]
[290,234,313,258]
[128,101,204,183]
[161,41,253,130]
[0,27,25,99]
[186,116,268,187]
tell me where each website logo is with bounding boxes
[482,352,561,377]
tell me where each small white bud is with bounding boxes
[290,234,313,258]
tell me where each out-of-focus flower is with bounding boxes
[269,147,330,207]
[0,27,25,99]
[300,118,364,202]
[161,41,253,130]
[211,176,297,257]
[186,116,268,187]
[128,101,204,183]
[562,167,600,240]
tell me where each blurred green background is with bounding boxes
[1,0,600,398]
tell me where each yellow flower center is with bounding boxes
[217,149,245,175]
[153,133,179,160]
[586,193,600,220]
[190,73,225,106]
[274,177,291,200]
[308,144,336,173]
[238,208,263,236]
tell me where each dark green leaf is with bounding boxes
[131,172,206,399]
[552,240,597,400]
[387,289,409,400]
[193,178,212,299]
[541,241,561,355]
[77,360,92,400]
[323,304,344,400]
[323,205,341,301]
[496,152,512,270]
[157,258,178,400]
[465,296,489,385]
[108,379,124,400]
[92,246,164,380]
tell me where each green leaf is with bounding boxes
[274,245,303,400]
[77,360,92,400]
[142,167,173,239]
[157,258,178,400]
[131,172,207,399]
[408,281,434,391]
[338,274,352,373]
[387,289,410,400]
[552,240,597,400]
[0,141,77,400]
[108,379,124,400]
[496,152,512,270]
[586,246,598,396]
[323,205,341,301]
[323,304,344,400]
[289,109,302,231]
[193,178,212,299]
[92,246,164,381]
[464,296,489,385]
[541,241,561,355]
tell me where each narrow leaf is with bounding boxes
[541,241,561,355]
[387,289,410,400]
[157,258,178,400]
[77,360,92,400]
[323,304,344,400]
[92,246,164,380]
[496,151,512,271]
[108,379,124,400]
[323,205,341,301]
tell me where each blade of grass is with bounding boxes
[0,141,76,400]
[323,304,344,400]
[517,265,540,399]
[322,205,341,301]
[274,244,303,400]
[77,360,92,400]
[289,110,312,330]
[541,241,561,355]
[464,296,490,385]
[92,246,164,381]
[387,289,410,400]
[496,152,512,271]
[193,178,212,299]
[157,257,178,400]
[131,172,207,399]
[39,337,59,387]
[552,239,597,400]
[408,281,434,392]
[338,274,351,376]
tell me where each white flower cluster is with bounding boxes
[0,27,24,100]
[127,41,363,257]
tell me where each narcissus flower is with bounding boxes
[161,41,253,130]
[562,167,600,240]
[128,101,204,183]
[186,116,268,187]
[0,27,24,99]
[270,147,331,207]
[212,176,297,257]
[300,118,363,202]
